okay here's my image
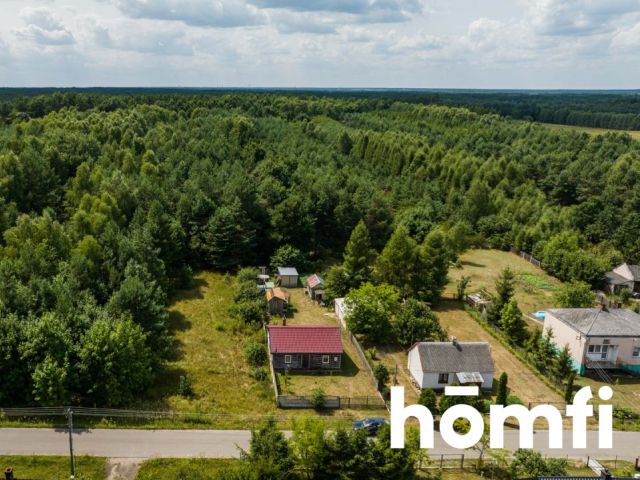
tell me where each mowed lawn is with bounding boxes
[274,289,382,399]
[143,271,278,416]
[445,249,562,329]
[136,458,238,480]
[435,300,562,405]
[0,456,107,480]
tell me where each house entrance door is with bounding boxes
[303,354,310,368]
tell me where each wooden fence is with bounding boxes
[276,395,385,410]
[343,327,389,411]
[518,251,543,268]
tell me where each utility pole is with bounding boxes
[66,407,76,480]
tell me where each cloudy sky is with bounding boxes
[0,0,639,88]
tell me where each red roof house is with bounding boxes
[267,325,343,370]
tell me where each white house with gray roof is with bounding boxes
[605,263,640,294]
[543,307,640,375]
[407,339,495,391]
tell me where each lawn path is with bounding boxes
[435,300,562,405]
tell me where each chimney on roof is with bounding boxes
[451,336,458,346]
[282,314,286,326]
[597,302,608,312]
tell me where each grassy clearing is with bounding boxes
[0,456,106,480]
[140,271,277,417]
[576,373,640,419]
[445,249,562,329]
[136,458,238,480]
[539,122,640,140]
[435,300,562,405]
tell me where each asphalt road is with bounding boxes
[0,428,639,460]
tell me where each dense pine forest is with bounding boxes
[1,91,640,407]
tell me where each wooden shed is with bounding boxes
[277,267,299,288]
[305,274,325,301]
[266,288,290,316]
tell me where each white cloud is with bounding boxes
[525,0,640,36]
[251,0,423,24]
[88,19,194,55]
[272,12,337,34]
[112,0,267,27]
[611,22,640,50]
[15,7,75,45]
[0,35,11,64]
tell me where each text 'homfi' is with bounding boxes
[390,385,613,450]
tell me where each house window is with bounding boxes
[633,347,640,358]
[438,373,450,384]
[284,354,292,364]
[588,345,602,354]
[322,355,330,364]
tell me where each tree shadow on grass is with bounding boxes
[140,364,191,407]
[169,276,208,303]
[462,260,486,268]
[432,298,466,312]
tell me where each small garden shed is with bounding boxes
[266,288,290,316]
[277,267,299,288]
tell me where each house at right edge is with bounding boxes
[543,306,640,375]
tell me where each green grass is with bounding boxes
[0,456,106,480]
[138,271,382,426]
[136,458,239,480]
[539,122,640,140]
[515,272,556,292]
[446,249,563,329]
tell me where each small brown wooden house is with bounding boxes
[267,325,343,371]
[266,288,290,315]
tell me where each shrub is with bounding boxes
[230,299,268,325]
[178,374,195,398]
[507,394,524,406]
[418,388,438,414]
[373,363,390,391]
[365,347,378,361]
[311,388,326,410]
[214,321,224,331]
[251,368,268,382]
[245,341,268,367]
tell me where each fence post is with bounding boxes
[440,455,443,469]
[461,454,464,469]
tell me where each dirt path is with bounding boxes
[435,300,562,405]
[106,458,143,480]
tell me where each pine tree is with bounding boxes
[554,345,574,382]
[342,220,374,290]
[412,229,450,303]
[500,299,527,344]
[564,372,576,403]
[488,267,515,323]
[375,225,417,296]
[496,372,508,405]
